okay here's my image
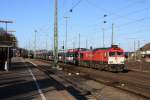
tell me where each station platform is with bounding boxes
[0,57,76,100]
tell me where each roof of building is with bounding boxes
[140,42,150,51]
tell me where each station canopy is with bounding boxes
[0,28,17,48]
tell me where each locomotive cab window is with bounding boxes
[109,52,115,56]
[70,53,74,57]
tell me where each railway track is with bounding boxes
[28,60,99,99]
[30,59,150,99]
[60,63,150,98]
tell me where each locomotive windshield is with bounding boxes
[66,53,78,57]
[109,52,123,56]
[117,52,123,56]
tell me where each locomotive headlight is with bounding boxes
[109,61,113,64]
[119,60,124,64]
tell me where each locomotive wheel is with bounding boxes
[104,65,109,71]
[108,65,111,71]
[98,64,105,71]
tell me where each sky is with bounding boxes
[0,0,150,51]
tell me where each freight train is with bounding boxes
[35,45,126,72]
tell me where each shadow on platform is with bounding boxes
[0,61,88,100]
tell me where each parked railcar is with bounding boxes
[47,51,53,61]
[58,51,65,62]
[65,48,87,65]
[35,50,53,60]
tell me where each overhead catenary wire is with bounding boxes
[69,0,84,12]
[85,0,150,28]
[89,17,150,41]
[87,15,150,33]
[107,16,150,30]
[85,0,135,20]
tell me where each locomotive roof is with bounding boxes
[93,47,110,51]
[92,45,122,51]
[74,48,88,51]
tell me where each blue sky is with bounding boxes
[0,0,150,51]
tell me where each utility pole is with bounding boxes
[137,40,140,60]
[111,23,114,46]
[64,16,70,51]
[79,33,80,48]
[86,39,88,49]
[73,41,75,49]
[62,40,64,50]
[53,0,59,69]
[45,34,48,50]
[64,16,69,64]
[134,39,136,61]
[34,30,37,59]
[102,28,105,47]
[62,40,65,63]
[138,40,140,50]
[102,14,107,48]
[28,40,31,58]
